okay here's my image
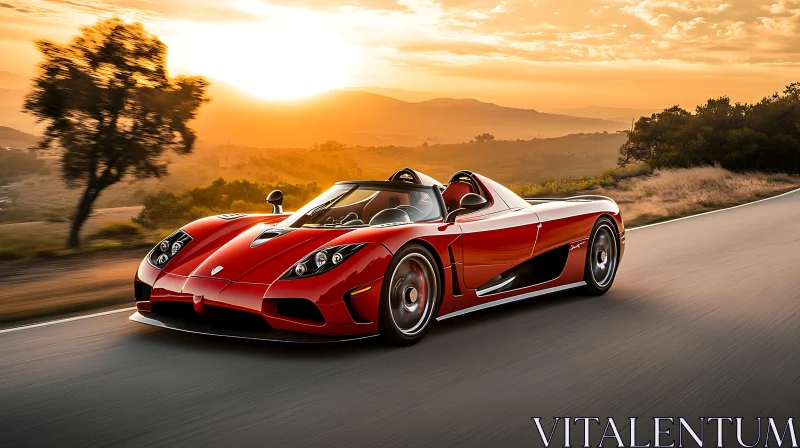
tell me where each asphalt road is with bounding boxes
[2,191,799,448]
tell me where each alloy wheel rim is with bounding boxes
[590,224,618,288]
[389,253,437,336]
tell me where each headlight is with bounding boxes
[282,243,365,279]
[148,230,193,269]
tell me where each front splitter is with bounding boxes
[129,312,377,344]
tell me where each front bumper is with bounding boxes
[129,311,377,343]
[133,243,391,339]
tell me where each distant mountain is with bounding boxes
[415,98,497,108]
[0,71,30,90]
[195,84,627,147]
[550,106,657,123]
[0,72,41,134]
[0,71,628,147]
[0,126,39,149]
[348,86,441,103]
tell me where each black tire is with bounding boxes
[378,244,441,345]
[583,216,620,296]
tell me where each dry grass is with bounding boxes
[600,166,798,226]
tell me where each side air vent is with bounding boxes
[476,244,570,296]
[217,213,247,220]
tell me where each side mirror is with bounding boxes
[267,190,283,214]
[460,193,487,211]
[446,193,487,223]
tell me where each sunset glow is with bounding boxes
[162,5,357,100]
[1,0,800,109]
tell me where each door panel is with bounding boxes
[457,210,540,289]
[533,214,597,257]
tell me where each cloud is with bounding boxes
[757,16,795,34]
[766,0,787,14]
[0,1,55,14]
[3,0,800,99]
[620,0,729,25]
[466,9,488,19]
[490,1,508,13]
[665,16,705,39]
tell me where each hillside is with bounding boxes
[196,85,627,147]
[186,132,629,188]
[347,86,441,103]
[0,72,627,148]
[0,132,627,224]
[0,126,38,149]
[550,106,658,122]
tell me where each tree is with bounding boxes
[23,18,209,247]
[474,133,495,143]
[618,84,800,173]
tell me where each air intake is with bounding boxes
[217,213,247,220]
[251,229,290,247]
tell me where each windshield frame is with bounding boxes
[276,181,448,229]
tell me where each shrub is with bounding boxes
[0,149,45,183]
[0,248,23,261]
[229,200,271,214]
[134,178,321,228]
[44,211,69,223]
[34,248,60,258]
[619,83,800,173]
[93,220,144,240]
[89,239,123,251]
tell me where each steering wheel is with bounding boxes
[396,205,425,221]
[389,168,422,184]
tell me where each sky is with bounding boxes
[1,0,799,110]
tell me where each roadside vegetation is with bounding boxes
[0,149,46,183]
[602,167,797,226]
[619,83,800,174]
[23,18,209,248]
[512,166,797,227]
[133,178,320,229]
[511,164,653,197]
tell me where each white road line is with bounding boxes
[3,186,798,334]
[0,307,136,334]
[627,187,800,232]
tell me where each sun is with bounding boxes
[163,15,356,101]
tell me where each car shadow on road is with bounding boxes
[430,289,599,338]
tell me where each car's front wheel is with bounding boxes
[378,244,441,345]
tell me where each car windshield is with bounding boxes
[276,183,444,228]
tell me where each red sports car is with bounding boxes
[131,168,625,345]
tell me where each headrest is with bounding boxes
[441,181,474,211]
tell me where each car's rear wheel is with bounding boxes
[583,216,619,296]
[378,244,441,345]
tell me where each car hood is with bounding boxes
[178,225,355,284]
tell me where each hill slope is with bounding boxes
[0,126,38,149]
[0,72,627,147]
[196,86,627,147]
[550,106,657,122]
[185,132,629,188]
